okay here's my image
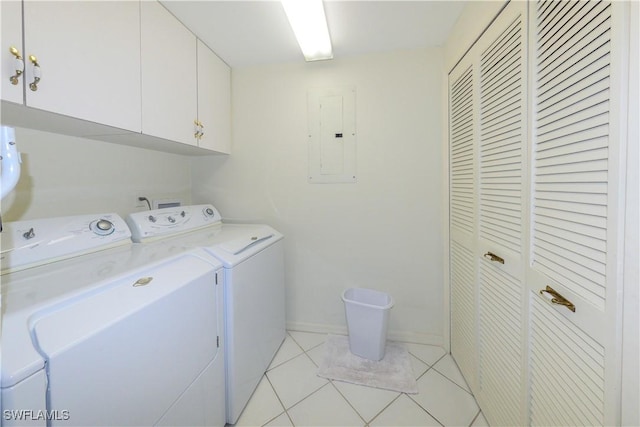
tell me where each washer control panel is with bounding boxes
[1,213,131,274]
[126,204,221,242]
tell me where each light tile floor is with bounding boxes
[230,331,489,427]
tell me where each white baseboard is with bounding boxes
[286,321,444,347]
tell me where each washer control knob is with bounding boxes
[91,219,115,236]
[168,216,176,224]
[148,215,156,223]
[23,227,35,240]
[204,207,215,217]
[96,219,112,231]
[181,211,186,217]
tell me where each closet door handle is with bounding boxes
[9,46,24,85]
[483,251,504,264]
[539,286,575,313]
[28,54,41,91]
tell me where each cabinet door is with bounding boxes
[22,1,141,132]
[526,1,625,425]
[141,1,197,146]
[196,40,231,154]
[1,0,24,105]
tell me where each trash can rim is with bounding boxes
[342,287,394,310]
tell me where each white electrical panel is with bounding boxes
[307,87,356,183]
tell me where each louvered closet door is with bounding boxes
[475,2,527,425]
[526,1,625,425]
[449,53,478,391]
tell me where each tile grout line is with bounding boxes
[431,366,474,395]
[429,355,475,396]
[409,362,479,427]
[468,409,482,427]
[405,392,446,427]
[273,348,331,420]
[263,373,295,427]
[413,351,475,397]
[283,381,334,425]
[299,334,368,425]
[327,379,374,426]
[271,332,480,427]
[407,353,453,427]
[365,393,404,426]
[266,333,305,372]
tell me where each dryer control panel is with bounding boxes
[126,204,222,243]
[1,213,131,274]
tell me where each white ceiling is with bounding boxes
[161,1,467,68]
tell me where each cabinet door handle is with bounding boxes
[539,286,576,313]
[193,120,204,140]
[483,251,505,264]
[194,119,202,139]
[9,46,24,85]
[28,55,41,91]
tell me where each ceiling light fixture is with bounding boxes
[281,0,333,62]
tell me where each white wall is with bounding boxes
[1,127,192,221]
[192,48,445,344]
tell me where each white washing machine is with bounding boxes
[1,213,226,426]
[127,204,286,424]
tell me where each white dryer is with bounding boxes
[1,213,225,426]
[127,204,286,424]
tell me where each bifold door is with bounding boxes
[448,0,628,425]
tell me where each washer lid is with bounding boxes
[203,224,283,268]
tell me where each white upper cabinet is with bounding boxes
[141,0,198,147]
[1,0,24,105]
[141,2,231,153]
[196,40,231,154]
[21,1,141,132]
[2,1,229,154]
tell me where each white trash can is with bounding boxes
[342,288,394,361]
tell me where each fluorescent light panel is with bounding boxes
[281,0,333,61]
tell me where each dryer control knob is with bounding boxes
[148,215,156,223]
[204,207,215,217]
[168,216,176,223]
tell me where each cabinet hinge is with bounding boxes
[216,336,220,348]
[215,272,218,285]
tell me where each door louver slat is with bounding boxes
[450,67,475,236]
[530,297,605,426]
[450,241,476,386]
[479,16,524,254]
[476,10,525,426]
[532,0,611,310]
[479,262,522,426]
